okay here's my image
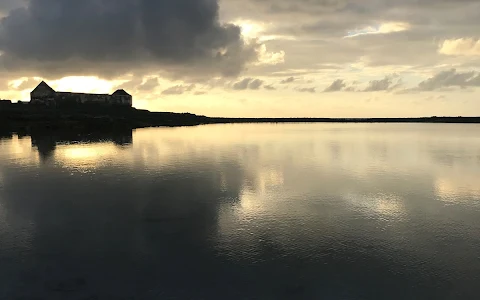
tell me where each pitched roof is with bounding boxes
[32,81,56,93]
[112,89,131,96]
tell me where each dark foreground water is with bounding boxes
[1,124,480,299]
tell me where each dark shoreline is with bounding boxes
[212,116,480,124]
[1,103,480,135]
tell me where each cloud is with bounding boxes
[439,38,480,56]
[0,0,25,16]
[468,74,480,86]
[0,76,10,90]
[223,0,480,73]
[235,0,349,15]
[424,95,447,101]
[345,22,411,38]
[297,87,316,93]
[114,76,144,92]
[363,75,401,92]
[3,0,480,109]
[162,84,196,95]
[137,78,160,92]
[248,79,264,90]
[324,79,346,92]
[8,77,37,91]
[321,76,400,93]
[264,84,276,90]
[280,77,296,84]
[114,75,160,92]
[0,0,264,80]
[232,78,252,90]
[414,69,480,91]
[255,44,286,65]
[232,78,264,90]
[364,77,392,92]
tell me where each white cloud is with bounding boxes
[232,19,286,66]
[439,38,480,56]
[345,22,411,38]
[255,44,285,65]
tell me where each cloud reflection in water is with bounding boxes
[0,123,479,299]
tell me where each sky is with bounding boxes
[1,0,480,117]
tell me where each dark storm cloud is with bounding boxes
[0,0,25,15]
[232,78,264,90]
[324,79,346,92]
[0,0,259,79]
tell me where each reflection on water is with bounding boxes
[31,130,133,163]
[0,123,480,299]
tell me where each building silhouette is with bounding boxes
[30,81,132,107]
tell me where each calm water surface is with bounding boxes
[1,123,480,299]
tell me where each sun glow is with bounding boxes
[234,19,266,40]
[50,76,120,94]
[7,78,26,90]
[234,19,296,43]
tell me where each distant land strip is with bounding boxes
[212,117,480,124]
[1,103,480,135]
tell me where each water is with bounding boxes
[1,123,480,299]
